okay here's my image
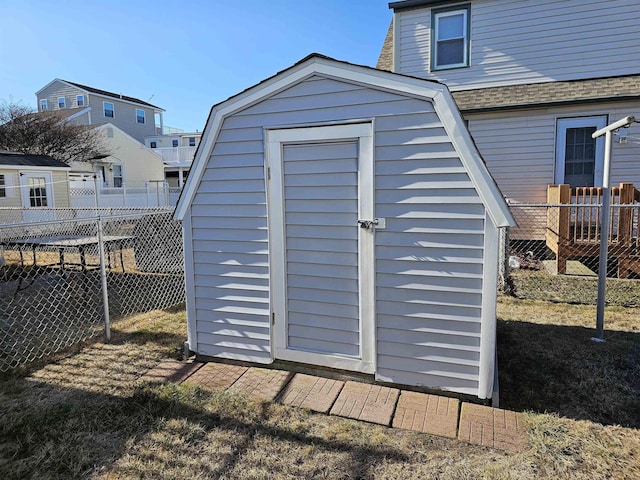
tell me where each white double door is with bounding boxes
[267,124,375,373]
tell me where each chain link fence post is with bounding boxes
[96,215,111,342]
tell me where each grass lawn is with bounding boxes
[1,298,639,479]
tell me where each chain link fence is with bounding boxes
[504,200,640,307]
[0,209,185,372]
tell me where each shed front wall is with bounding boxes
[189,75,489,395]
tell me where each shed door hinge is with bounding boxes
[267,167,271,180]
[271,312,275,325]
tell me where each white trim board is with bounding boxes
[266,123,375,374]
[174,54,515,229]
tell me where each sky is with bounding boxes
[0,0,392,133]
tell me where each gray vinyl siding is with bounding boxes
[466,100,640,204]
[86,96,156,143]
[37,81,85,111]
[36,80,156,142]
[395,0,640,89]
[189,75,487,392]
[283,142,360,357]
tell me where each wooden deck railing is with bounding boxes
[546,183,640,276]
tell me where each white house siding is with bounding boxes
[0,170,21,208]
[466,100,640,204]
[190,75,488,393]
[52,171,70,208]
[395,0,640,89]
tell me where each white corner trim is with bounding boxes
[432,90,515,228]
[478,214,500,399]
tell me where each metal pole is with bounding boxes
[97,216,111,341]
[594,130,612,343]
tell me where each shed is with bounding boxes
[0,151,71,211]
[175,55,515,399]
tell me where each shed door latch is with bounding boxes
[357,219,378,230]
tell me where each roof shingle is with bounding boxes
[63,80,163,110]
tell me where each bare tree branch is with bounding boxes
[0,100,110,164]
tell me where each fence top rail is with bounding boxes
[0,210,177,230]
[509,203,639,208]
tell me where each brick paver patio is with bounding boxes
[138,360,203,384]
[280,373,345,413]
[183,362,248,391]
[330,381,399,426]
[458,403,527,452]
[392,391,460,438]
[149,360,528,452]
[227,367,294,401]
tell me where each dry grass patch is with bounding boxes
[1,300,640,479]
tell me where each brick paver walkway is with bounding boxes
[184,362,247,391]
[280,374,344,413]
[330,381,399,426]
[392,391,459,438]
[138,360,202,384]
[227,367,294,401]
[148,360,529,452]
[458,403,527,452]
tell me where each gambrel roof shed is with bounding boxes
[175,54,514,399]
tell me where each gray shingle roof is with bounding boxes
[452,75,640,112]
[376,19,394,71]
[0,152,69,168]
[63,80,163,110]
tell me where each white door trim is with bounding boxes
[555,116,607,186]
[19,171,54,208]
[265,123,375,374]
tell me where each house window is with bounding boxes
[104,102,114,118]
[172,139,179,147]
[40,99,48,111]
[58,97,66,109]
[0,174,5,198]
[113,165,124,188]
[556,116,607,188]
[188,137,196,147]
[77,95,85,107]
[150,141,157,148]
[136,109,145,124]
[28,177,48,207]
[432,5,470,70]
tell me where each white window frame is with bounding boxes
[171,139,179,147]
[76,95,85,107]
[432,6,470,70]
[40,99,48,111]
[112,164,124,188]
[188,137,196,147]
[103,101,115,118]
[555,116,607,186]
[135,108,145,124]
[58,97,66,109]
[149,141,157,148]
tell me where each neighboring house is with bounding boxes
[36,79,165,143]
[69,124,165,188]
[378,0,640,203]
[0,151,71,210]
[174,54,515,400]
[144,132,202,187]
